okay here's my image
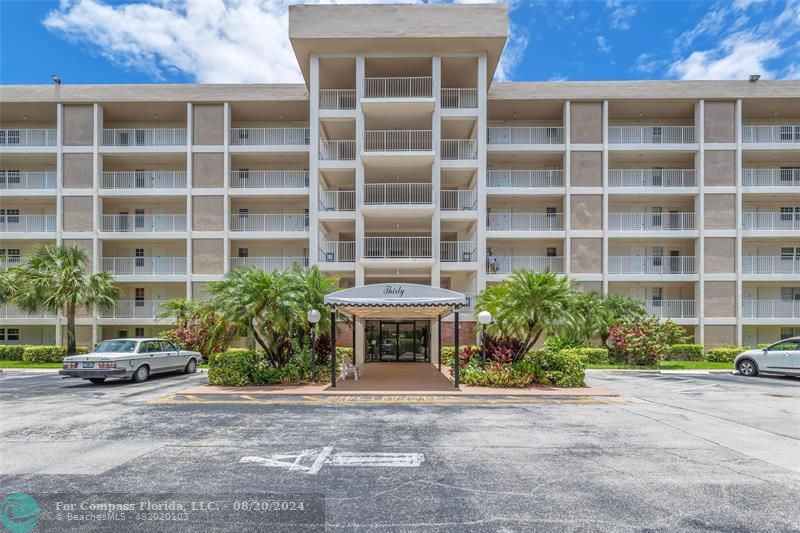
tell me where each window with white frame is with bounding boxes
[651,287,663,305]
[0,209,20,224]
[6,328,19,341]
[135,248,145,268]
[135,288,145,307]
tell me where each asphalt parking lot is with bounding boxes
[1,369,798,532]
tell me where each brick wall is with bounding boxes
[441,321,476,346]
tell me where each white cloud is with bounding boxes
[494,22,529,82]
[596,35,611,54]
[605,0,637,30]
[669,34,782,80]
[633,53,667,74]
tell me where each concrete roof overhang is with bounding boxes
[324,283,466,320]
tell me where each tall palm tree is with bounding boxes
[7,244,119,355]
[295,265,339,336]
[599,294,645,347]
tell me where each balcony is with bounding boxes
[100,214,187,233]
[101,171,187,189]
[319,190,356,212]
[743,125,800,144]
[486,213,565,232]
[645,299,696,319]
[0,129,57,147]
[230,256,309,272]
[487,255,564,275]
[101,300,166,319]
[363,76,432,99]
[229,213,308,232]
[441,241,477,263]
[743,299,800,319]
[319,89,356,111]
[363,236,432,259]
[441,88,478,110]
[609,256,697,275]
[102,257,187,276]
[742,168,800,187]
[608,169,696,188]
[441,189,477,211]
[609,213,696,231]
[0,304,55,319]
[0,171,56,190]
[363,130,432,152]
[487,127,564,145]
[742,212,800,231]
[487,169,564,189]
[319,241,356,263]
[0,215,56,233]
[743,256,800,275]
[440,139,478,160]
[363,183,432,206]
[102,128,186,147]
[319,139,356,161]
[462,292,477,312]
[608,126,695,145]
[230,128,310,146]
[0,256,25,270]
[230,170,309,189]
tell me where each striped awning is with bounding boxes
[324,283,466,319]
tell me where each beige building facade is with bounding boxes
[1,3,800,351]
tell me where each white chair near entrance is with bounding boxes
[340,361,359,381]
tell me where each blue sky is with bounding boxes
[1,0,798,85]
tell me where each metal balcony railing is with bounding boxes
[742,125,800,143]
[440,241,477,263]
[440,139,478,160]
[742,299,800,318]
[319,241,356,263]
[0,128,57,147]
[319,89,356,110]
[0,304,55,319]
[319,190,356,212]
[742,168,800,187]
[0,256,25,270]
[363,76,433,99]
[102,257,187,276]
[319,139,356,160]
[487,127,564,145]
[100,214,187,233]
[230,256,309,272]
[486,256,564,275]
[363,237,432,259]
[0,171,56,189]
[486,213,565,231]
[440,189,477,211]
[364,183,432,205]
[608,169,696,188]
[743,256,800,275]
[487,169,564,188]
[102,128,186,146]
[364,130,432,152]
[0,215,56,232]
[608,125,695,144]
[462,292,477,312]
[645,299,696,319]
[742,212,800,231]
[101,171,187,189]
[609,256,697,275]
[609,213,696,231]
[230,170,308,189]
[441,88,478,109]
[101,300,167,319]
[229,213,308,232]
[230,128,310,146]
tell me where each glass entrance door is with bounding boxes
[366,321,429,362]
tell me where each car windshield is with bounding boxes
[94,340,137,353]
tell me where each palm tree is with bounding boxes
[156,297,202,328]
[157,297,239,356]
[598,294,645,347]
[295,266,339,336]
[475,269,575,362]
[7,244,119,355]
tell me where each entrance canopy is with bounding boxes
[324,283,466,320]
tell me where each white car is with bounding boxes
[734,338,800,377]
[60,338,202,384]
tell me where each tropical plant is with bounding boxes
[599,294,646,347]
[157,298,239,356]
[608,317,689,365]
[3,245,119,356]
[295,266,339,336]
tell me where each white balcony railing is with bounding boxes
[0,215,56,233]
[608,169,696,188]
[101,171,187,189]
[487,169,564,188]
[319,139,356,160]
[742,212,800,231]
[102,128,186,146]
[320,89,356,110]
[319,241,356,263]
[645,299,696,319]
[319,190,356,212]
[463,292,477,312]
[743,256,800,275]
[364,183,432,205]
[441,88,478,109]
[230,128,309,146]
[742,125,800,143]
[742,168,800,187]
[441,139,478,160]
[486,213,565,231]
[0,171,56,189]
[229,213,308,232]
[230,170,308,189]
[363,76,432,99]
[609,213,696,231]
[364,130,432,152]
[100,214,187,233]
[101,300,166,319]
[487,127,564,145]
[441,241,477,263]
[609,256,697,275]
[0,304,55,319]
[0,128,57,147]
[608,126,695,144]
[0,256,25,269]
[487,256,565,275]
[363,236,432,259]
[230,256,309,272]
[743,300,800,319]
[102,257,187,276]
[441,189,477,211]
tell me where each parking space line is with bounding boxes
[675,384,718,393]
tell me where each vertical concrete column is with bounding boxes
[431,55,442,288]
[91,103,102,346]
[186,102,193,299]
[563,101,571,277]
[223,102,231,274]
[735,99,743,346]
[55,103,64,345]
[601,100,609,295]
[309,56,321,267]
[355,55,366,287]
[476,53,488,294]
[696,100,705,345]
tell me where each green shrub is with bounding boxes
[0,345,25,360]
[524,349,585,388]
[440,345,480,367]
[757,343,769,349]
[459,365,535,388]
[706,346,748,363]
[22,345,68,363]
[336,347,354,364]
[208,349,258,386]
[664,344,704,361]
[209,344,345,386]
[561,347,609,365]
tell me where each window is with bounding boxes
[780,327,800,339]
[7,328,19,341]
[780,167,800,184]
[0,169,21,185]
[546,247,557,257]
[135,327,145,337]
[0,249,21,266]
[780,287,800,301]
[135,288,145,307]
[134,209,145,229]
[651,287,663,306]
[1,130,20,145]
[160,340,177,352]
[239,168,249,182]
[238,248,249,258]
[0,329,4,341]
[141,341,161,353]
[118,330,129,338]
[0,209,20,224]
[768,340,800,351]
[135,169,146,188]
[651,207,662,228]
[135,248,145,268]
[651,166,663,187]
[652,126,663,143]
[652,247,663,267]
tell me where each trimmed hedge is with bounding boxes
[523,349,585,388]
[664,344,704,361]
[208,347,351,386]
[0,345,25,360]
[0,345,89,363]
[208,349,256,386]
[561,347,609,365]
[706,346,748,363]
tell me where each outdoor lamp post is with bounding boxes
[477,310,492,371]
[307,309,321,379]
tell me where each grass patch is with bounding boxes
[587,360,732,370]
[0,360,63,369]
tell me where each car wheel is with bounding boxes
[737,359,758,377]
[184,358,197,374]
[132,365,149,383]
[88,378,106,385]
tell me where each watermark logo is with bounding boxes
[0,493,40,533]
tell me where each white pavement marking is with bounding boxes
[240,448,425,475]
[675,383,718,393]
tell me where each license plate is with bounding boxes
[82,362,94,368]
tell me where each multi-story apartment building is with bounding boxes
[1,3,800,355]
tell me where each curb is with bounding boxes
[586,368,734,374]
